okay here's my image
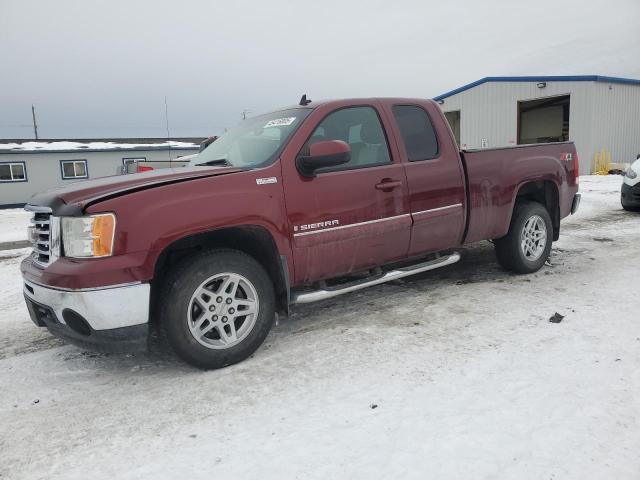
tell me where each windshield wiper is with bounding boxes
[195,158,232,167]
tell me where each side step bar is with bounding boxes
[291,252,461,304]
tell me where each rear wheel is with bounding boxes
[158,249,275,369]
[494,201,552,274]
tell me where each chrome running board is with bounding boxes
[291,252,461,304]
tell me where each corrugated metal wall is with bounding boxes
[438,80,640,174]
[589,82,640,170]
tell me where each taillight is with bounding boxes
[137,165,154,173]
[573,153,579,184]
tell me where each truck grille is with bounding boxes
[32,212,52,265]
[25,206,59,268]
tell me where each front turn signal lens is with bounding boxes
[92,214,115,257]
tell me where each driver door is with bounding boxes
[280,103,411,284]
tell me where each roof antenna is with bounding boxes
[299,94,312,106]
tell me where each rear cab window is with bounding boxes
[392,105,439,161]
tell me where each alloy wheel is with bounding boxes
[520,214,547,261]
[187,272,259,349]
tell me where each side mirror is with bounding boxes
[296,140,351,177]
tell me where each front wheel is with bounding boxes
[622,203,640,212]
[494,201,553,274]
[158,249,275,369]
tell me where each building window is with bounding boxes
[0,162,27,182]
[60,160,88,179]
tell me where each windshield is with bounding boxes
[190,108,311,168]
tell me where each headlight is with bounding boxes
[61,213,116,258]
[626,167,637,179]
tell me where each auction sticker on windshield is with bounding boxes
[264,117,296,128]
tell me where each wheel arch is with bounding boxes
[508,179,560,241]
[152,225,290,316]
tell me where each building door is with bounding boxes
[518,95,570,144]
[444,110,461,146]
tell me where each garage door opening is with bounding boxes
[518,95,570,145]
[444,111,461,146]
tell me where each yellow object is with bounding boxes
[592,149,612,175]
[92,213,116,257]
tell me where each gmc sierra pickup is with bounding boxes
[21,97,581,369]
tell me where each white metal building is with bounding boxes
[434,76,640,174]
[0,139,202,207]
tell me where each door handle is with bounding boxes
[375,180,402,191]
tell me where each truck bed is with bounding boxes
[461,141,579,243]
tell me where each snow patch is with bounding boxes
[0,141,198,151]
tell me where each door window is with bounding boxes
[304,106,391,172]
[392,105,439,161]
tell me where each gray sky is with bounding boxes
[1,0,639,139]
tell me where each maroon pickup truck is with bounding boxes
[21,97,580,369]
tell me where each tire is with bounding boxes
[494,201,553,274]
[158,249,275,369]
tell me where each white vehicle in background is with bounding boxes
[621,155,640,211]
[116,137,217,174]
[117,157,192,175]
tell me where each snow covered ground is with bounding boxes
[0,208,30,243]
[1,176,638,480]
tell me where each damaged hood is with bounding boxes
[27,166,245,215]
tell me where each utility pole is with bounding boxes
[31,105,39,139]
[164,96,171,162]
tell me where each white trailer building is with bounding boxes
[434,76,640,175]
[0,138,202,207]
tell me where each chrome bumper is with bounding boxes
[23,279,150,330]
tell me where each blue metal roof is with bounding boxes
[433,75,640,101]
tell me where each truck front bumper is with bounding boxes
[23,279,150,353]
